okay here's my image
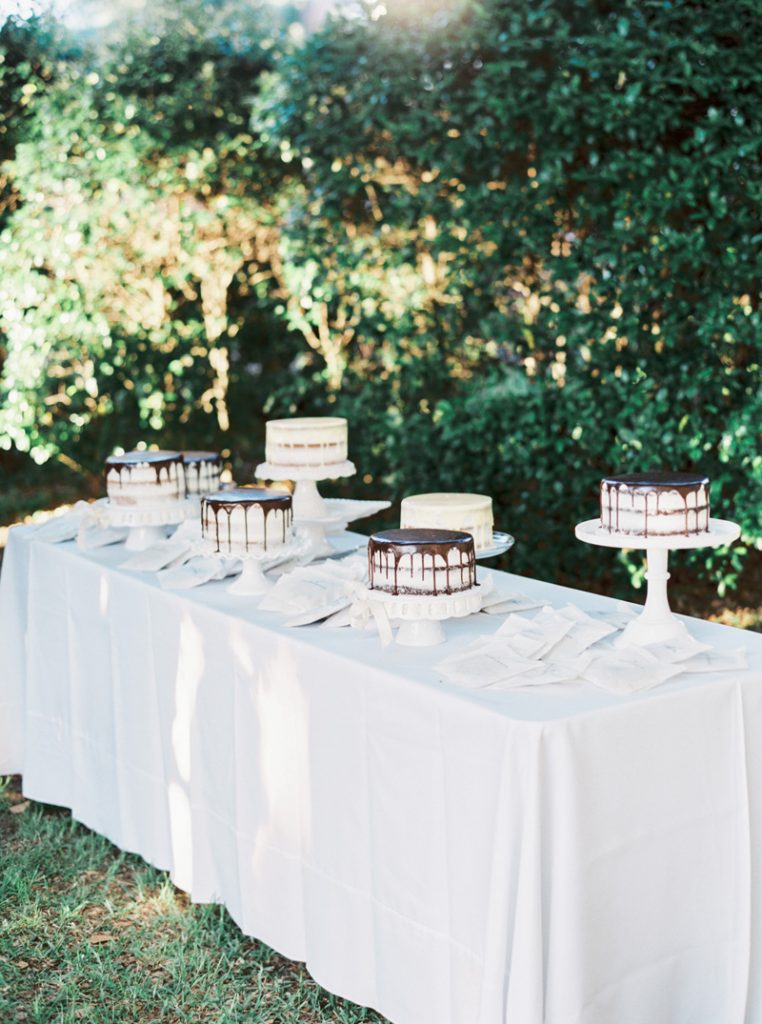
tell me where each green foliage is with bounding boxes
[0,0,760,592]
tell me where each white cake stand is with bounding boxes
[255,460,356,518]
[107,500,193,551]
[476,531,515,561]
[198,531,306,596]
[575,517,741,646]
[364,583,487,647]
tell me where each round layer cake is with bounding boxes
[201,487,293,555]
[600,472,710,537]
[182,451,223,497]
[105,450,184,507]
[265,417,348,468]
[400,492,494,552]
[368,528,477,597]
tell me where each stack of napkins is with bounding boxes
[436,602,746,695]
[258,555,368,626]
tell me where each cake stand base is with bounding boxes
[228,557,272,596]
[575,517,741,648]
[396,618,446,647]
[293,479,329,520]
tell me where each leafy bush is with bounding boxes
[1,0,760,596]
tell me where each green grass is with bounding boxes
[0,777,387,1024]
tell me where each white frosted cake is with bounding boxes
[182,451,223,497]
[400,492,494,551]
[600,472,710,537]
[201,487,293,555]
[265,417,348,468]
[368,528,477,597]
[105,450,184,507]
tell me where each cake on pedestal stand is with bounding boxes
[201,531,307,596]
[575,518,740,646]
[107,501,193,552]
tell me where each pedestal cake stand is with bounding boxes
[255,459,389,558]
[107,501,193,551]
[575,517,741,646]
[201,531,308,596]
[364,582,488,647]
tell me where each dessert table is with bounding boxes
[1,523,761,1024]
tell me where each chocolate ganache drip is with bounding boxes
[201,487,292,553]
[368,528,477,597]
[105,450,183,490]
[600,471,710,537]
[182,450,222,494]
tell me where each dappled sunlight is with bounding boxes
[98,571,110,616]
[171,612,205,784]
[252,638,312,861]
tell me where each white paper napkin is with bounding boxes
[436,641,545,688]
[581,647,683,695]
[479,591,546,615]
[679,647,748,674]
[156,556,240,590]
[31,502,91,543]
[493,610,574,659]
[120,539,194,572]
[635,633,713,663]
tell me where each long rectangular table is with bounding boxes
[1,524,761,1024]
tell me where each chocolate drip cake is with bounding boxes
[368,528,477,597]
[202,487,293,555]
[182,451,223,497]
[105,450,184,507]
[600,472,710,538]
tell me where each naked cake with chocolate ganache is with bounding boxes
[105,450,184,507]
[600,471,710,538]
[368,528,477,597]
[201,487,293,556]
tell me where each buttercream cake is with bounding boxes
[400,492,494,551]
[600,472,710,537]
[265,417,348,468]
[201,487,293,555]
[368,528,477,597]
[105,450,184,507]
[182,451,223,497]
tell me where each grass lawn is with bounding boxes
[0,776,386,1024]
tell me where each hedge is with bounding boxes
[0,0,760,594]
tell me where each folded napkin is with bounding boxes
[542,604,618,663]
[635,632,712,663]
[31,502,92,543]
[480,590,546,616]
[493,610,574,659]
[581,647,683,695]
[120,539,194,572]
[436,641,546,688]
[156,556,240,590]
[258,555,367,620]
[679,647,748,673]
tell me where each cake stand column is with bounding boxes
[618,546,688,646]
[396,619,446,647]
[228,556,272,595]
[292,479,329,519]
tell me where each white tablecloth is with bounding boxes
[1,524,761,1024]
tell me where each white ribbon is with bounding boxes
[347,584,395,647]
